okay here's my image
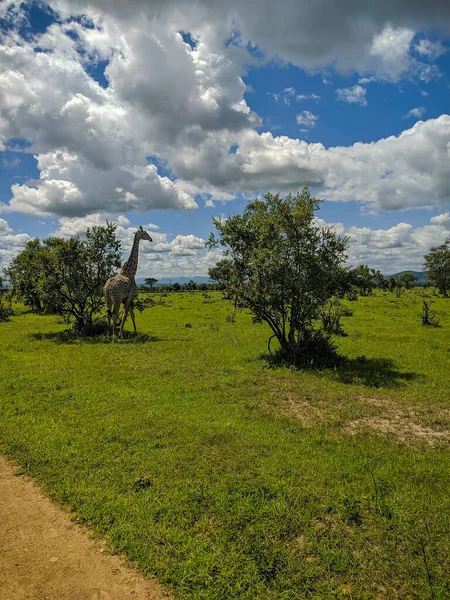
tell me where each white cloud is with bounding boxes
[430,212,450,230]
[221,116,450,212]
[369,26,415,81]
[358,76,377,84]
[0,1,449,224]
[53,214,130,237]
[0,14,255,216]
[272,87,297,105]
[403,107,426,119]
[415,39,447,60]
[0,218,12,234]
[314,215,450,273]
[1,157,21,168]
[0,217,31,271]
[296,111,318,128]
[336,85,367,106]
[296,93,321,102]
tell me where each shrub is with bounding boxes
[420,300,440,327]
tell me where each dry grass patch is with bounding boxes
[275,392,450,446]
[344,396,450,446]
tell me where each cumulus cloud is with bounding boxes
[8,151,198,217]
[45,0,450,82]
[0,12,254,216]
[211,115,450,212]
[0,217,31,271]
[430,212,450,230]
[369,26,415,81]
[415,39,447,60]
[336,85,367,106]
[296,111,318,128]
[0,0,449,223]
[53,213,130,237]
[314,216,450,273]
[403,107,427,119]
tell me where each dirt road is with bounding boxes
[0,456,170,600]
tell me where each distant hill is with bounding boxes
[384,270,428,284]
[136,276,214,286]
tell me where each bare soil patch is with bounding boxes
[343,397,450,446]
[273,392,450,446]
[0,455,170,600]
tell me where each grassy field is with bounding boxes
[0,290,449,599]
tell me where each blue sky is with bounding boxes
[1,0,450,276]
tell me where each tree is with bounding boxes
[6,224,122,333]
[349,265,384,296]
[144,277,158,290]
[397,272,418,290]
[207,187,349,365]
[208,259,234,289]
[209,258,236,298]
[185,280,197,292]
[4,238,46,312]
[424,240,450,297]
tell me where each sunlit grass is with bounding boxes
[0,290,449,599]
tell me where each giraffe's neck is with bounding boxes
[120,234,140,278]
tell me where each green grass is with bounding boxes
[0,290,449,599]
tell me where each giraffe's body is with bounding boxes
[104,227,152,340]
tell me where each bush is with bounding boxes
[0,302,13,322]
[420,300,440,327]
[320,298,346,335]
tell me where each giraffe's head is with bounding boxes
[136,226,152,243]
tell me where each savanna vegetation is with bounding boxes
[1,190,450,599]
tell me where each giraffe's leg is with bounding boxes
[112,305,120,342]
[119,302,130,339]
[129,304,137,334]
[106,297,112,338]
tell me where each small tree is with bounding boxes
[420,300,439,327]
[0,276,13,322]
[6,224,122,334]
[185,280,197,292]
[144,277,158,291]
[424,241,450,297]
[4,238,47,312]
[349,265,384,296]
[208,187,349,365]
[397,272,418,290]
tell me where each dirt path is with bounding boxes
[0,456,170,600]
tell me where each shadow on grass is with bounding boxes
[30,330,161,344]
[263,351,420,389]
[326,355,420,388]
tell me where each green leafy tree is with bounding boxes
[6,224,122,333]
[207,187,349,364]
[349,265,384,296]
[208,259,233,289]
[144,277,158,290]
[0,275,13,322]
[397,272,418,290]
[185,280,197,292]
[424,240,450,297]
[4,238,46,312]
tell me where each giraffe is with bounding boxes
[104,226,152,340]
